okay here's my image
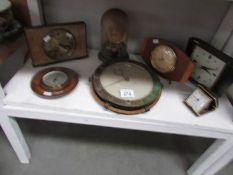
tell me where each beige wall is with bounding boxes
[42,0,230,53]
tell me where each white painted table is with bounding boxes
[0,50,233,175]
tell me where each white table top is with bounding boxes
[3,50,233,135]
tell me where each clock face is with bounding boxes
[150,45,177,73]
[92,61,162,109]
[100,62,153,101]
[43,29,76,60]
[185,87,212,114]
[42,71,68,89]
[190,46,226,88]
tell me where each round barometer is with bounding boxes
[31,67,78,98]
[42,29,76,60]
[91,60,162,114]
[150,45,177,73]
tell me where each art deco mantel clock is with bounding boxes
[90,60,162,115]
[25,22,88,66]
[141,38,195,82]
[186,37,233,96]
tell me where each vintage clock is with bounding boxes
[186,37,233,96]
[141,38,194,82]
[42,29,76,60]
[31,67,78,98]
[98,8,129,62]
[90,60,162,115]
[185,85,218,116]
[25,22,87,66]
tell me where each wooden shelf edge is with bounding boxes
[0,35,25,65]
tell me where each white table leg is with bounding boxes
[187,137,233,175]
[0,115,31,163]
[204,145,233,175]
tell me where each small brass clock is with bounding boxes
[185,85,218,116]
[90,60,162,115]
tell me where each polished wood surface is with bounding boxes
[25,22,88,66]
[31,67,79,98]
[141,38,195,82]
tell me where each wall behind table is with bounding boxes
[42,0,231,53]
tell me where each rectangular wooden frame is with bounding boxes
[25,22,88,67]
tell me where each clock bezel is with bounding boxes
[150,44,177,73]
[31,67,79,98]
[186,37,233,96]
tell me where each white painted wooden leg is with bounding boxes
[204,145,233,175]
[0,115,31,163]
[187,137,233,175]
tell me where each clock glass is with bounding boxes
[100,62,153,101]
[190,46,226,88]
[185,87,212,114]
[150,45,177,73]
[43,29,76,60]
[92,61,162,110]
[42,71,68,89]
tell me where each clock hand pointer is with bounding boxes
[104,78,125,88]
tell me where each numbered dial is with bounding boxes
[150,45,177,73]
[190,46,226,88]
[100,62,153,101]
[42,71,68,90]
[43,29,76,60]
[92,61,162,109]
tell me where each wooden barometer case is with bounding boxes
[141,38,194,82]
[31,67,79,98]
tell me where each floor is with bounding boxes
[0,119,233,175]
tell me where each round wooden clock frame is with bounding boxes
[31,67,79,98]
[90,60,162,115]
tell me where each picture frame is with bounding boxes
[25,22,88,67]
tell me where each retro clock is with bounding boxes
[90,60,162,115]
[186,37,233,96]
[141,38,195,82]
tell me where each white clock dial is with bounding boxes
[186,88,212,113]
[190,46,226,88]
[100,62,154,101]
[42,71,68,88]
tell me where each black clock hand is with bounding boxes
[193,60,217,74]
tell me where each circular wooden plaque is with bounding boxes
[31,67,78,98]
